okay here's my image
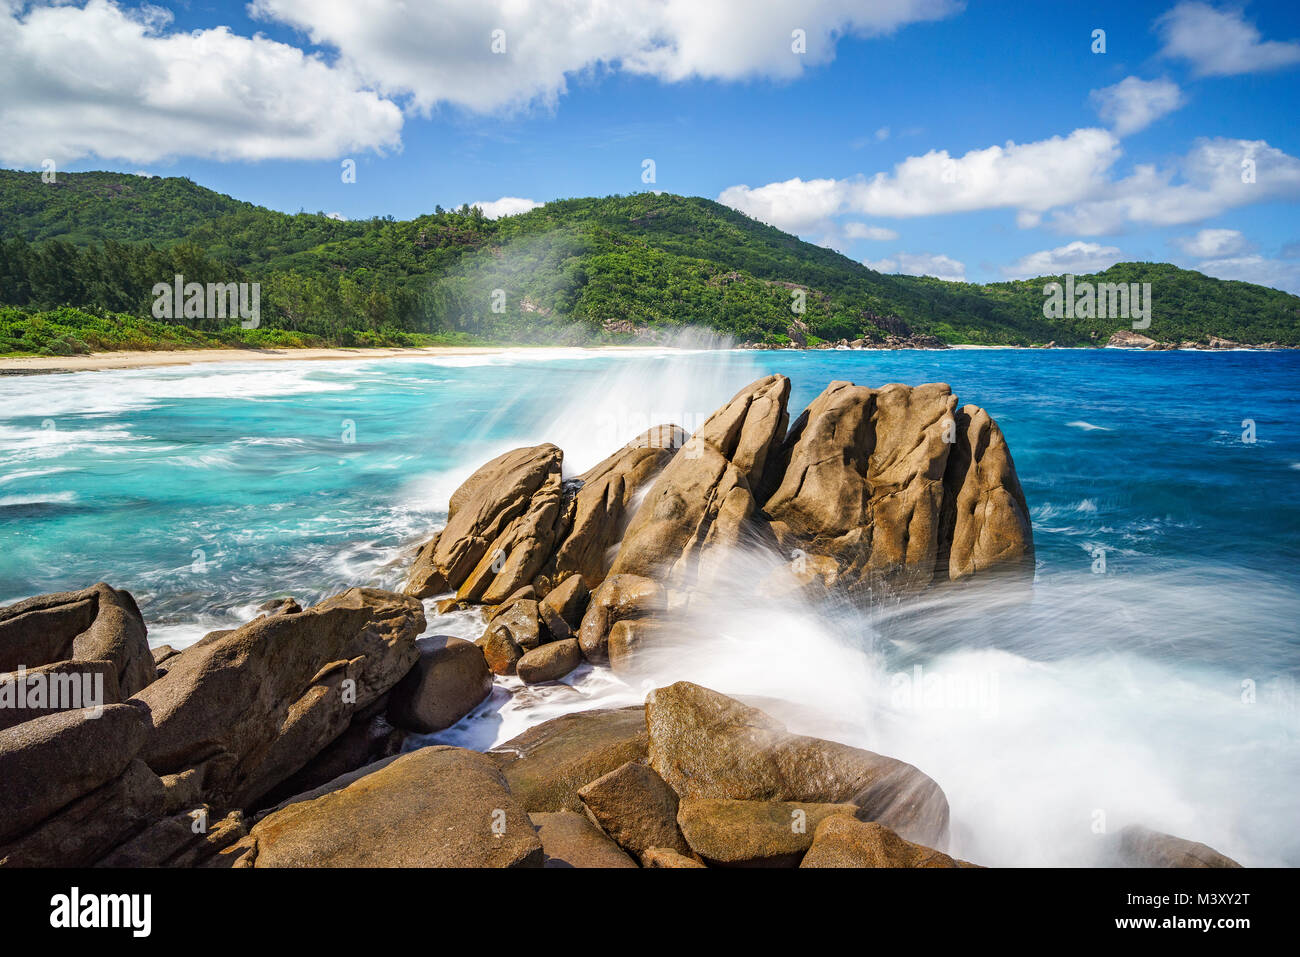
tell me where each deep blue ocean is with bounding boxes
[2,346,1297,865]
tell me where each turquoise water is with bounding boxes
[2,346,1298,865]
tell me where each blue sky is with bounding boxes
[3,0,1299,289]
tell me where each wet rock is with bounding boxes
[800,816,967,868]
[578,760,693,861]
[677,798,859,867]
[476,626,523,676]
[490,706,648,813]
[530,810,637,868]
[132,587,424,810]
[387,636,492,733]
[551,426,687,589]
[577,574,665,664]
[247,746,543,867]
[404,445,568,603]
[537,574,589,641]
[645,682,949,847]
[486,598,543,651]
[607,618,675,675]
[607,376,790,592]
[0,583,155,697]
[1115,825,1242,868]
[517,638,582,684]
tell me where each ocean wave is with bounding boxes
[1066,420,1110,431]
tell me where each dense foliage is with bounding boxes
[2,169,1297,353]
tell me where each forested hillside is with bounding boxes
[2,169,1297,356]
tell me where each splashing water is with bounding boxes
[1,344,1296,865]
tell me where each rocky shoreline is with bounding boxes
[0,375,1242,868]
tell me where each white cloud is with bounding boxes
[250,0,961,114]
[720,129,1122,231]
[0,0,403,165]
[1049,137,1300,235]
[874,126,891,141]
[472,196,543,219]
[1001,241,1124,279]
[1090,76,1184,136]
[844,223,899,240]
[1156,2,1300,77]
[864,252,966,281]
[1172,228,1249,258]
[1194,254,1300,294]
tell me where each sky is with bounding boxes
[2,0,1299,290]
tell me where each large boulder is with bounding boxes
[387,636,492,733]
[677,798,859,867]
[645,682,949,847]
[529,811,637,868]
[404,444,568,603]
[537,575,589,641]
[799,816,969,868]
[245,746,543,867]
[489,706,648,813]
[0,703,152,843]
[0,583,155,697]
[577,760,693,861]
[517,638,582,684]
[131,587,424,810]
[606,375,790,592]
[763,381,1032,596]
[549,426,687,589]
[936,406,1035,583]
[1114,825,1242,868]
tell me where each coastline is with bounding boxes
[0,344,653,375]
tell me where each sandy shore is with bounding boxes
[0,345,650,374]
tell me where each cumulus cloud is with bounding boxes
[1172,228,1249,258]
[1156,2,1300,77]
[720,129,1122,232]
[0,0,403,165]
[1048,137,1300,235]
[1090,76,1184,135]
[250,0,961,114]
[471,196,543,219]
[863,252,966,281]
[1001,241,1124,279]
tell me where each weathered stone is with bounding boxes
[517,638,582,684]
[800,816,966,868]
[645,682,949,847]
[576,574,665,664]
[608,618,675,675]
[530,810,637,868]
[937,405,1034,583]
[578,760,692,861]
[247,746,543,867]
[132,587,424,810]
[476,626,523,676]
[677,798,859,867]
[537,574,589,640]
[0,583,155,697]
[404,445,568,603]
[607,376,790,593]
[0,703,151,842]
[490,706,648,813]
[1115,825,1242,868]
[486,598,542,651]
[643,846,706,868]
[551,426,687,589]
[0,659,121,731]
[387,636,492,733]
[94,806,247,868]
[0,759,165,867]
[256,597,302,617]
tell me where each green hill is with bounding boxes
[1,169,1297,355]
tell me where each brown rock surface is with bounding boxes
[800,816,966,868]
[517,638,582,684]
[576,574,665,663]
[1115,825,1242,868]
[677,798,859,867]
[387,635,492,733]
[578,760,692,860]
[530,810,637,868]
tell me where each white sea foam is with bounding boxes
[1066,420,1110,431]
